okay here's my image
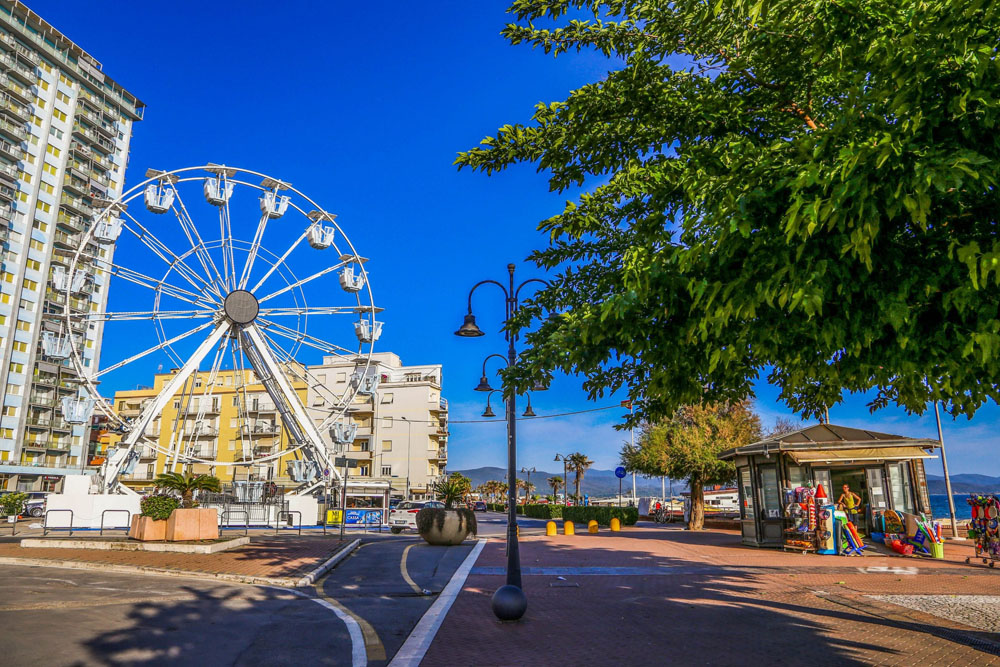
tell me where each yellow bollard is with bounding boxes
[588,519,599,533]
[546,520,557,536]
[610,517,621,532]
[563,520,575,535]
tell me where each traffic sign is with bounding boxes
[615,466,627,479]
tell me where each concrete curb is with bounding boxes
[0,539,361,588]
[20,536,250,554]
[296,538,361,587]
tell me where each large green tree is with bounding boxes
[458,0,1000,423]
[621,401,762,529]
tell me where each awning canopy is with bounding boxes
[787,446,936,465]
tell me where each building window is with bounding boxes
[359,464,370,476]
[53,109,67,122]
[381,393,393,404]
[382,440,392,452]
[336,372,346,383]
[382,416,392,428]
[381,466,392,476]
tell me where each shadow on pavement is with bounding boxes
[424,527,995,666]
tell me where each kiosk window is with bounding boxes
[739,467,754,519]
[866,467,888,510]
[758,465,780,518]
[887,462,915,514]
[813,469,831,496]
[787,465,808,488]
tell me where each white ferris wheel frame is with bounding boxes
[61,164,380,494]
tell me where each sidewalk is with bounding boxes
[422,526,1000,666]
[0,535,352,586]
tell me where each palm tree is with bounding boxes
[154,472,221,508]
[567,452,594,502]
[547,476,564,501]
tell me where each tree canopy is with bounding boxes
[458,0,1000,423]
[621,401,762,528]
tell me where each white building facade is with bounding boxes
[307,352,448,501]
[0,1,142,491]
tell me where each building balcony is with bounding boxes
[186,448,217,459]
[46,442,71,453]
[22,440,47,451]
[185,427,219,438]
[241,425,281,437]
[57,211,85,234]
[26,417,51,429]
[0,115,25,143]
[60,193,93,217]
[247,402,277,413]
[29,393,56,407]
[53,229,81,250]
[0,73,30,104]
[123,470,156,481]
[62,175,89,197]
[0,93,29,122]
[0,160,17,183]
[0,52,35,83]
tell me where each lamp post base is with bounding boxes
[491,584,527,622]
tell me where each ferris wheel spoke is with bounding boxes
[120,210,223,300]
[170,185,229,295]
[238,211,271,290]
[256,317,358,359]
[230,333,255,465]
[259,328,349,411]
[219,194,237,292]
[256,260,349,304]
[84,309,216,322]
[249,227,310,294]
[95,320,217,379]
[84,251,218,308]
[257,306,357,317]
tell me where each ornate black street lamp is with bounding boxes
[456,263,547,622]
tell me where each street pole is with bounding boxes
[630,402,635,504]
[619,476,622,508]
[504,264,521,590]
[339,458,348,541]
[403,417,412,501]
[934,401,962,540]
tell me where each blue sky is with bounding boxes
[33,1,998,477]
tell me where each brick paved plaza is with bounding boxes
[423,526,1000,666]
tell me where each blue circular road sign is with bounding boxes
[615,466,627,479]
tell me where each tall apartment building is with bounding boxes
[110,366,307,492]
[0,2,142,492]
[306,352,449,501]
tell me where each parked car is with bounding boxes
[388,500,444,534]
[474,501,487,512]
[23,492,50,518]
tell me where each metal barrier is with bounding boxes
[221,510,250,537]
[365,509,383,534]
[99,509,131,536]
[276,510,302,535]
[43,508,73,536]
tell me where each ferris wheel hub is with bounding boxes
[223,289,260,325]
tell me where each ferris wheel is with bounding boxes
[52,164,382,495]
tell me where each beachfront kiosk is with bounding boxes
[718,424,939,548]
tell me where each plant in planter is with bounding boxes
[153,472,222,541]
[416,477,478,546]
[0,492,28,519]
[129,493,180,541]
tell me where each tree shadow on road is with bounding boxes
[81,584,347,665]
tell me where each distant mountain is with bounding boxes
[455,466,687,498]
[925,473,1000,494]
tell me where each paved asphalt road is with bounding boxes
[0,531,493,666]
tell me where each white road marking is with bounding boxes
[389,539,486,667]
[269,586,366,667]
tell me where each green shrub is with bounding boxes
[563,506,638,526]
[140,494,180,521]
[522,504,563,520]
[0,492,28,517]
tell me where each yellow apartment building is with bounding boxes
[110,364,311,492]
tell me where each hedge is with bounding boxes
[562,506,638,526]
[522,504,563,520]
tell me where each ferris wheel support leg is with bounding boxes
[100,322,233,494]
[242,324,338,490]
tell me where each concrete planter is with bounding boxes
[129,515,167,541]
[417,507,477,546]
[166,508,218,542]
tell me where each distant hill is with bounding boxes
[455,466,687,498]
[926,473,1000,494]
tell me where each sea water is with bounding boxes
[929,494,979,520]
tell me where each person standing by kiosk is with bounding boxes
[838,484,862,525]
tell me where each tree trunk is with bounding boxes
[182,490,193,509]
[687,474,705,531]
[575,473,581,502]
